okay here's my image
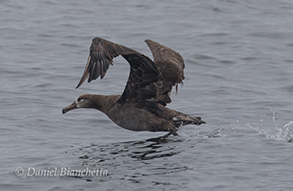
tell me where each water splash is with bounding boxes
[274,121,293,142]
[247,121,293,142]
[179,126,223,139]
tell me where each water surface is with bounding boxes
[1,0,293,190]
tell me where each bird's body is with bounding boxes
[63,37,205,134]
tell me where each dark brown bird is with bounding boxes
[62,37,205,134]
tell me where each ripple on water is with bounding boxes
[67,135,191,188]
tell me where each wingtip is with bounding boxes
[76,82,81,89]
[145,39,152,45]
[76,78,85,89]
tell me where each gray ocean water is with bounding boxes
[1,0,293,190]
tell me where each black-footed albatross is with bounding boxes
[62,37,205,134]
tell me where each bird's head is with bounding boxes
[62,94,93,114]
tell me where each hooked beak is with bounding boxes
[62,101,77,114]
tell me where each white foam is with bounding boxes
[247,121,293,142]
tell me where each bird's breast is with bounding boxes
[106,104,161,132]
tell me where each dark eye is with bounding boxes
[77,98,82,102]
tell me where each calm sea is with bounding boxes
[1,0,293,190]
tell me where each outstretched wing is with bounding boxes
[145,39,185,94]
[76,37,166,108]
[76,37,137,88]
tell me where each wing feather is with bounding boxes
[76,37,137,88]
[145,39,185,94]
